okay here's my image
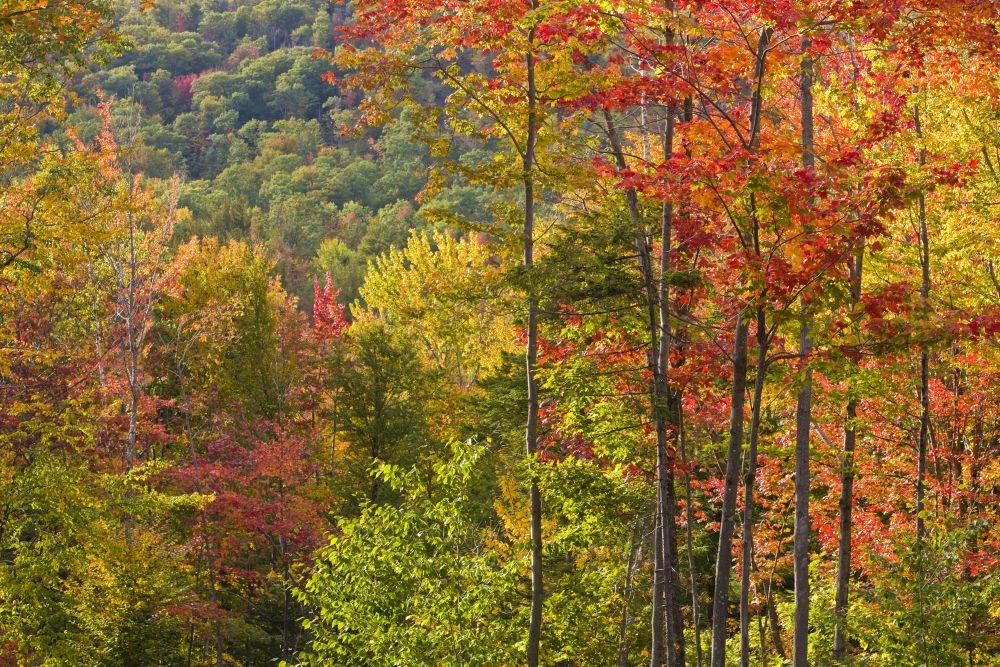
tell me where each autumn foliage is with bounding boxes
[1,1,998,666]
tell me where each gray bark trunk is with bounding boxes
[740,310,768,667]
[792,35,815,667]
[833,246,864,659]
[709,314,750,667]
[914,101,930,542]
[524,23,544,667]
[738,28,773,667]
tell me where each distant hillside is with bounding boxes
[67,0,499,304]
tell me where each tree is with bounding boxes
[330,320,435,507]
[335,2,584,660]
[358,229,516,390]
[294,442,521,667]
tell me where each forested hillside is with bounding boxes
[65,0,497,303]
[1,1,998,666]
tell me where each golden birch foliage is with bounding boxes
[358,229,516,390]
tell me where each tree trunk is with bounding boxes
[602,104,684,667]
[766,580,786,660]
[913,101,932,667]
[738,28,773,667]
[678,95,703,667]
[656,16,687,660]
[914,101,931,542]
[619,516,647,667]
[792,35,815,667]
[833,245,864,660]
[123,207,141,474]
[524,24,544,667]
[126,381,139,471]
[660,108,686,667]
[740,309,768,667]
[652,506,666,667]
[679,405,703,667]
[709,313,750,667]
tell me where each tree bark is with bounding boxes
[179,371,225,667]
[651,506,666,667]
[792,35,815,667]
[740,309,768,667]
[711,26,772,667]
[602,105,665,664]
[679,404,703,667]
[912,101,932,667]
[914,101,930,542]
[738,27,772,667]
[766,580,786,660]
[123,208,142,473]
[660,109,687,667]
[709,313,750,667]
[618,516,647,667]
[832,245,864,660]
[524,22,544,667]
[678,95,703,667]
[657,16,687,660]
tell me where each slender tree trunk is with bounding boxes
[764,530,787,661]
[963,429,984,667]
[655,23,687,662]
[206,513,224,667]
[740,309,768,667]
[678,95,703,667]
[280,534,290,660]
[605,102,665,667]
[524,24,544,667]
[765,582,786,659]
[834,50,866,655]
[619,516,648,667]
[756,612,767,666]
[913,101,932,667]
[738,27,773,667]
[833,245,864,660]
[914,101,931,542]
[123,207,141,473]
[655,17,686,658]
[709,313,750,667]
[792,35,815,667]
[602,104,684,667]
[652,506,666,667]
[679,406,703,667]
[711,27,772,667]
[660,108,687,667]
[126,380,139,470]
